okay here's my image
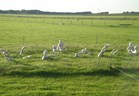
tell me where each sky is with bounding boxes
[0,0,139,13]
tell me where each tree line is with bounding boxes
[0,9,92,15]
[0,9,138,15]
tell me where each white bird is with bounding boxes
[80,48,89,54]
[43,50,47,56]
[98,50,104,57]
[127,42,134,54]
[98,44,109,57]
[22,55,32,59]
[74,53,81,58]
[0,48,7,54]
[131,46,138,55]
[42,50,48,60]
[42,55,47,60]
[2,51,12,61]
[101,44,109,52]
[127,42,138,55]
[20,46,26,55]
[129,42,134,50]
[57,40,64,51]
[52,45,57,52]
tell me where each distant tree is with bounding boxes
[97,12,109,15]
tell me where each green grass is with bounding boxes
[0,15,139,96]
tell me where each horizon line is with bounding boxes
[0,9,139,14]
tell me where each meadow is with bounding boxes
[0,14,139,96]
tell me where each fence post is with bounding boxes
[52,20,53,24]
[28,18,29,22]
[43,19,44,23]
[133,19,135,26]
[118,21,119,26]
[91,21,92,25]
[104,21,105,26]
[70,20,72,25]
[95,33,99,47]
[81,20,83,25]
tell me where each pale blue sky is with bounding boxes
[0,0,138,13]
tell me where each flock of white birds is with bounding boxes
[0,41,138,62]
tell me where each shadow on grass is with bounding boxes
[117,67,139,74]
[3,68,122,78]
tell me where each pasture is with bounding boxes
[0,14,139,96]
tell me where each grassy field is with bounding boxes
[0,15,139,96]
